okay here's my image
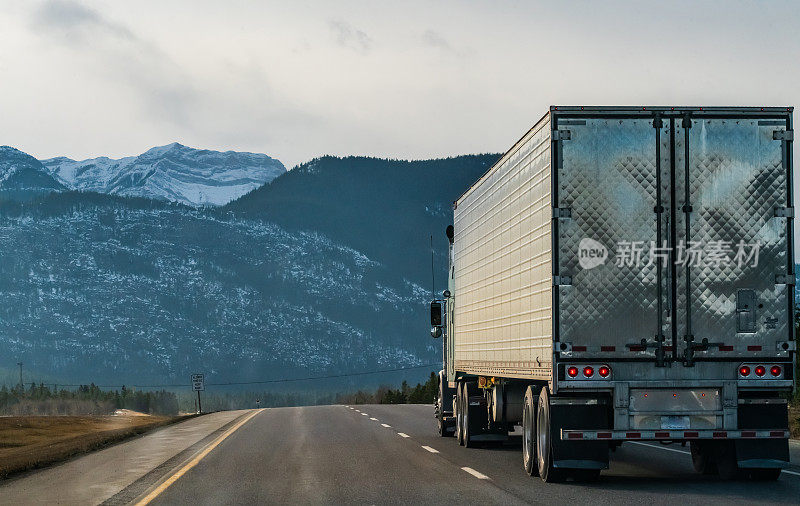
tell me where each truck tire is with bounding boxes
[436,372,453,438]
[436,399,447,437]
[522,386,539,476]
[436,392,451,438]
[748,468,781,481]
[690,442,717,475]
[462,382,475,448]
[456,382,464,446]
[536,387,565,482]
[571,469,601,482]
[716,442,743,481]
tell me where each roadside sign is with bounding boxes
[191,374,205,391]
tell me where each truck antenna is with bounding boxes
[430,235,435,300]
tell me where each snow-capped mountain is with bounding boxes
[0,153,498,387]
[40,143,285,207]
[0,146,65,199]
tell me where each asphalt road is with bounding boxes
[144,404,800,506]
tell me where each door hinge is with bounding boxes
[552,130,571,141]
[553,275,572,286]
[552,207,572,219]
[775,274,795,285]
[773,130,794,141]
[774,206,794,218]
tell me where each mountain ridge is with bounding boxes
[0,146,65,200]
[39,143,286,207]
[225,153,501,284]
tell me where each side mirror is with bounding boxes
[430,301,443,338]
[430,301,442,327]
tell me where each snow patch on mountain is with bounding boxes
[40,143,285,207]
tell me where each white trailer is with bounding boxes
[431,106,796,481]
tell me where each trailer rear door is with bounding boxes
[555,109,793,365]
[555,117,671,361]
[674,116,793,362]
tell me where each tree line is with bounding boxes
[336,372,438,405]
[0,372,439,416]
[0,382,179,416]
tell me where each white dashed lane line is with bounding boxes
[629,442,690,455]
[360,417,493,482]
[461,467,490,480]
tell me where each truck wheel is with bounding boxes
[536,387,564,482]
[716,442,743,481]
[437,377,453,438]
[462,382,474,448]
[522,386,539,476]
[690,442,717,475]
[571,469,601,482]
[456,382,464,446]
[436,400,446,437]
[748,468,781,481]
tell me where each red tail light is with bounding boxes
[567,366,579,378]
[583,366,594,378]
[754,365,766,377]
[770,365,782,377]
[598,366,610,378]
[739,366,750,376]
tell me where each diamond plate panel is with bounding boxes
[674,119,790,359]
[558,119,670,356]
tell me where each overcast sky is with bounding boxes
[1,0,798,171]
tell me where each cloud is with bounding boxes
[33,0,136,44]
[421,30,452,51]
[421,29,473,59]
[31,0,197,125]
[328,20,372,54]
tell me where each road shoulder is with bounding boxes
[0,410,252,505]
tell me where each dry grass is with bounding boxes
[0,413,185,478]
[790,403,799,440]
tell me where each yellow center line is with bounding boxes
[135,409,263,506]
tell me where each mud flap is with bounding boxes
[550,401,610,470]
[735,403,789,468]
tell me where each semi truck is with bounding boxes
[430,106,796,482]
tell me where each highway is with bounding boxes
[2,405,799,505]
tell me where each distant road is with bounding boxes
[2,405,799,504]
